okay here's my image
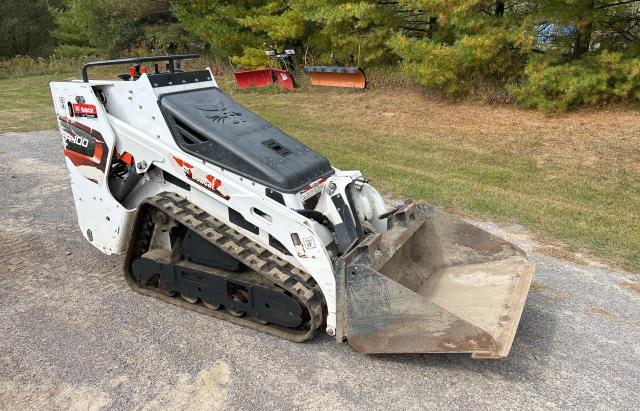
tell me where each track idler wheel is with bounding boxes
[180,293,198,304]
[203,301,222,310]
[152,210,175,230]
[227,290,249,317]
[157,280,175,297]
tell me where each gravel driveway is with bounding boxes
[1,131,638,410]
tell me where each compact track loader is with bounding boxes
[50,55,533,358]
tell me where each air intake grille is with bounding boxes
[174,117,207,145]
[262,139,291,157]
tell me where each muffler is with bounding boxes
[335,204,534,358]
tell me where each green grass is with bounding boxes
[0,73,75,132]
[1,72,638,272]
[230,85,640,272]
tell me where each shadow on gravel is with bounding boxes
[352,299,559,382]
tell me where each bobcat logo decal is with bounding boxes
[193,102,247,125]
[172,156,230,200]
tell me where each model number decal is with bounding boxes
[300,178,327,201]
[64,134,90,148]
[57,115,107,185]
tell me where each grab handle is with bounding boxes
[81,54,200,82]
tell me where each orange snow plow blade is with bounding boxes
[234,69,295,90]
[336,204,534,358]
[303,66,366,89]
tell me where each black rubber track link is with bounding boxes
[123,192,325,342]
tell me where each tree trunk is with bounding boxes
[495,1,505,16]
[427,16,438,38]
[10,26,21,56]
[573,0,595,58]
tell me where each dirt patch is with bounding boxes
[586,306,616,319]
[533,246,582,264]
[530,281,544,293]
[622,281,640,295]
[0,380,112,410]
[186,363,230,411]
[140,362,230,410]
[529,280,571,300]
[525,280,570,301]
[547,290,570,301]
[533,245,613,270]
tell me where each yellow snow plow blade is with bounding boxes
[336,204,534,358]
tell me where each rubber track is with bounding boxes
[123,192,325,342]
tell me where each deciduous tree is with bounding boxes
[0,0,63,57]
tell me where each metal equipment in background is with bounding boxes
[233,48,296,90]
[304,53,367,90]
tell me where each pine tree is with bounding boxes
[287,0,403,64]
[532,0,639,59]
[52,0,194,57]
[174,0,411,67]
[388,1,535,94]
[173,0,267,62]
[510,0,640,111]
[0,0,63,57]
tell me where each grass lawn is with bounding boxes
[0,73,75,132]
[1,72,638,272]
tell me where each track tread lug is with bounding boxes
[269,255,288,268]
[227,229,244,241]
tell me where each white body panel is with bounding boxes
[50,68,390,335]
[65,159,137,253]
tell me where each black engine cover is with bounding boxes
[159,87,334,192]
